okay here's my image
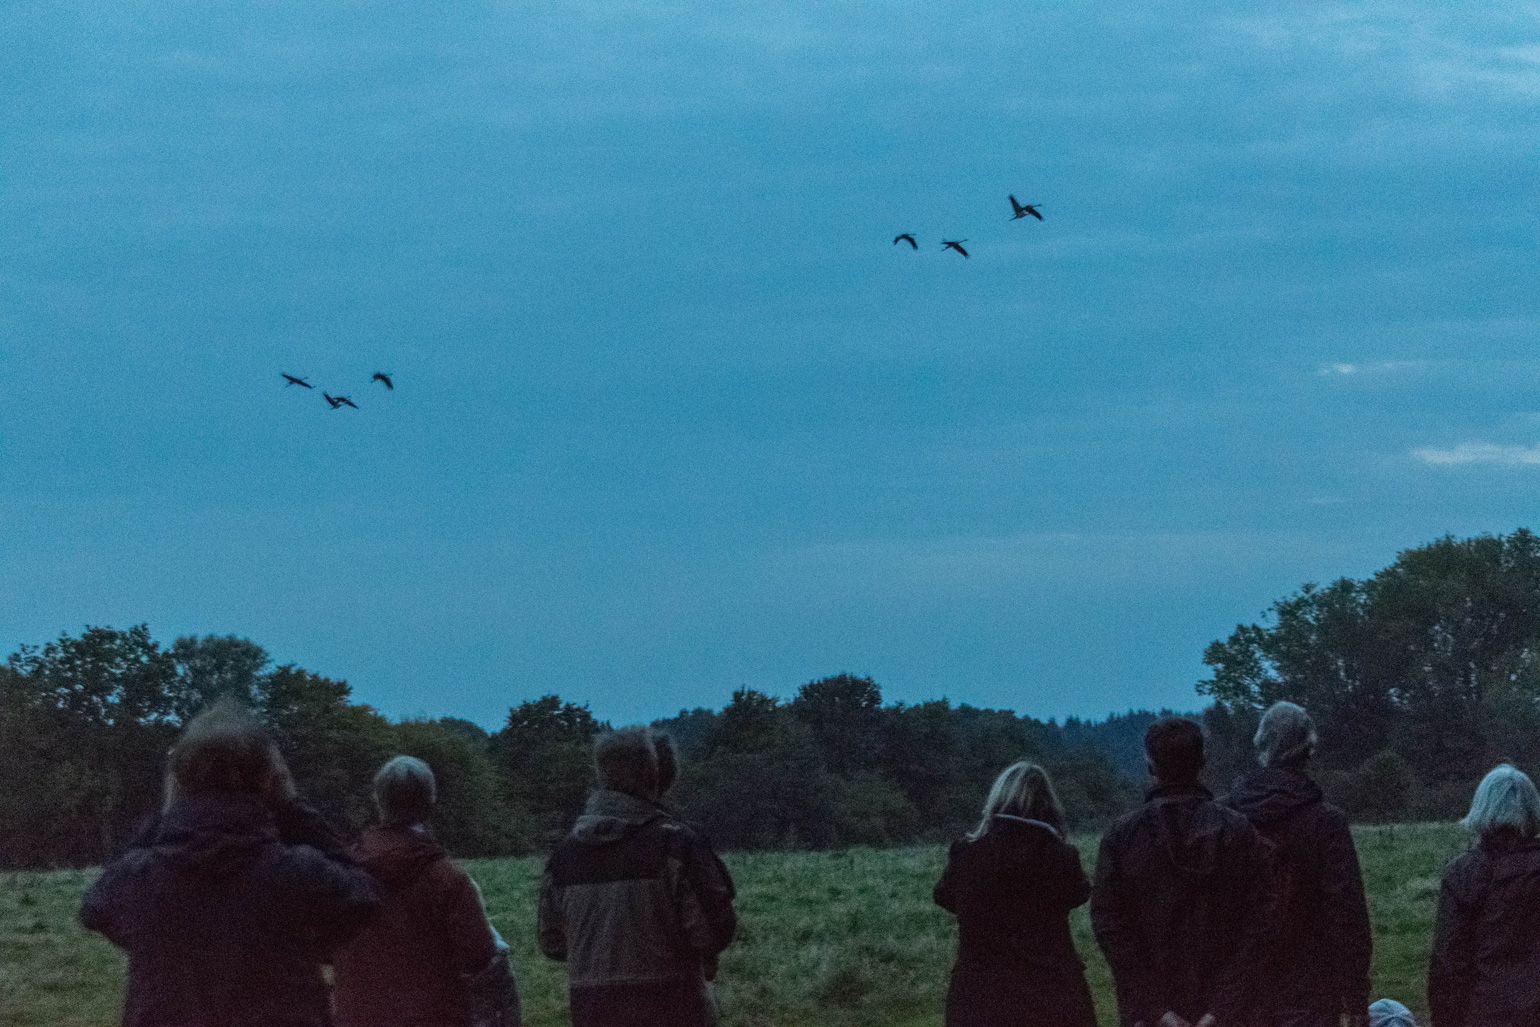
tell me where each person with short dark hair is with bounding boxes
[538,727,736,1027]
[1091,716,1269,1027]
[80,700,380,1027]
[934,761,1097,1027]
[332,755,515,1027]
[1224,702,1371,1027]
[1429,763,1540,1027]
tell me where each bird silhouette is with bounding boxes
[282,374,313,389]
[371,372,393,390]
[942,240,969,258]
[323,392,349,409]
[335,395,358,409]
[893,233,917,249]
[1009,196,1043,221]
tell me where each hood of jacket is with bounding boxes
[570,789,662,845]
[354,825,447,891]
[1225,765,1323,829]
[154,791,280,878]
[1148,783,1228,880]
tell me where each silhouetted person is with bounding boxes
[943,239,969,257]
[80,700,380,1027]
[934,761,1097,1027]
[283,374,314,388]
[1224,702,1371,1027]
[1091,716,1269,1027]
[1429,764,1540,1027]
[538,727,736,1027]
[1009,196,1043,220]
[372,373,393,389]
[333,756,515,1027]
[894,233,918,249]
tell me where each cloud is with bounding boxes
[1317,360,1429,376]
[1413,443,1540,466]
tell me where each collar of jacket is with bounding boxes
[571,789,665,843]
[992,814,1063,839]
[1145,781,1215,803]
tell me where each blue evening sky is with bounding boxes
[4,0,1539,728]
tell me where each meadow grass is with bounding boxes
[1,823,1467,1027]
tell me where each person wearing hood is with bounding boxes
[933,761,1098,1027]
[537,727,736,1027]
[332,755,511,1027]
[1429,763,1540,1027]
[1367,1000,1417,1027]
[1091,716,1269,1027]
[79,699,381,1027]
[1223,701,1371,1027]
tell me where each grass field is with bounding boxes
[1,823,1467,1027]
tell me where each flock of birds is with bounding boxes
[274,194,1043,405]
[281,371,393,410]
[894,194,1043,258]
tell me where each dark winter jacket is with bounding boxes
[1090,783,1270,1027]
[537,790,736,1027]
[934,816,1097,1027]
[1429,830,1540,1027]
[333,825,501,1027]
[1224,765,1372,1021]
[80,791,381,1027]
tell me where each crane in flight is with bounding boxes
[324,392,357,409]
[1009,196,1043,221]
[893,233,917,249]
[942,240,969,258]
[371,372,393,389]
[282,374,313,388]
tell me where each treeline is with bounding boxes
[1200,529,1540,822]
[0,628,1140,869]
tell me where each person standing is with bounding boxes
[332,755,515,1027]
[1224,702,1371,1027]
[1429,763,1540,1027]
[538,728,736,1027]
[79,700,381,1027]
[1091,716,1269,1027]
[934,761,1097,1027]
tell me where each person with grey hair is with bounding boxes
[1366,999,1416,1027]
[1429,763,1540,1026]
[1223,701,1372,1027]
[933,761,1097,1027]
[538,726,737,1027]
[333,755,513,1027]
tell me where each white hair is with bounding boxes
[968,761,1066,840]
[1254,701,1317,767]
[374,755,437,825]
[1462,764,1540,840]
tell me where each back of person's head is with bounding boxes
[970,761,1067,839]
[169,698,284,800]
[1462,763,1540,841]
[374,755,437,826]
[594,726,677,800]
[1368,998,1418,1027]
[1145,716,1205,786]
[1253,701,1317,768]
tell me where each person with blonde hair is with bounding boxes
[1429,763,1540,1026]
[933,761,1097,1027]
[80,699,380,1027]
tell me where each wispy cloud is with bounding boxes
[1414,443,1540,466]
[1317,360,1427,376]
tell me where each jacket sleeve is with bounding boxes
[79,850,150,948]
[1429,861,1478,1027]
[1059,841,1093,914]
[290,846,382,956]
[1317,811,1373,1015]
[443,866,501,978]
[271,798,352,862]
[1207,821,1271,1027]
[1091,828,1159,1027]
[669,829,737,960]
[933,842,961,914]
[536,865,567,961]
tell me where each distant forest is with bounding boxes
[4,529,1538,870]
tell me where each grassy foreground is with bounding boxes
[1,823,1465,1027]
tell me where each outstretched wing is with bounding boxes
[1028,206,1043,221]
[1009,194,1024,214]
[339,396,358,409]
